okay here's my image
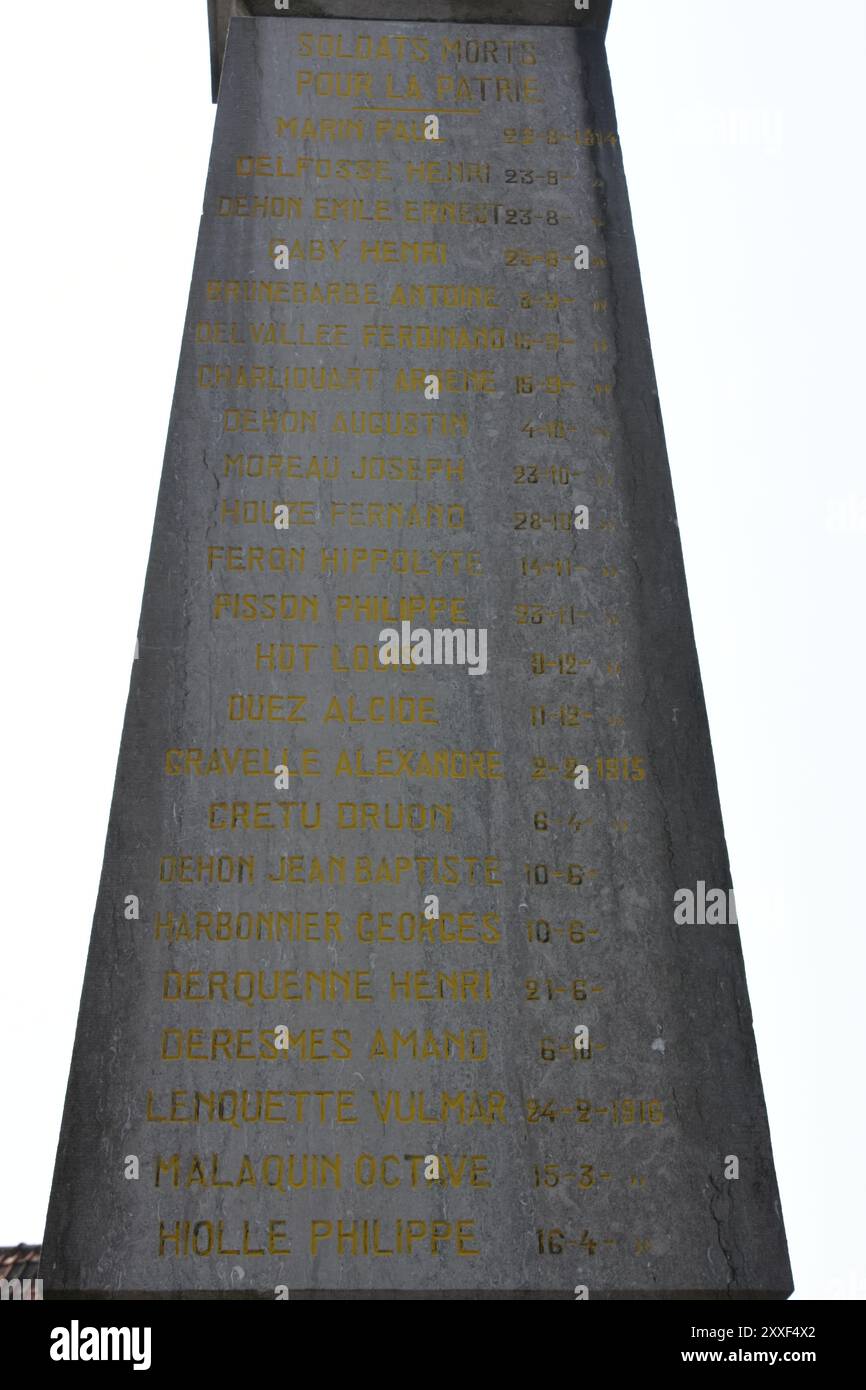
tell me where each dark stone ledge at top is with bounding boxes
[208,1,613,101]
[44,1286,792,1302]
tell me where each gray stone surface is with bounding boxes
[42,11,792,1298]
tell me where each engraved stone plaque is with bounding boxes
[42,6,792,1299]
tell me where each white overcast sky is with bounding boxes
[0,1,864,1300]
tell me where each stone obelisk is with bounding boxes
[42,1,792,1298]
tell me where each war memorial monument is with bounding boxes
[40,0,792,1300]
